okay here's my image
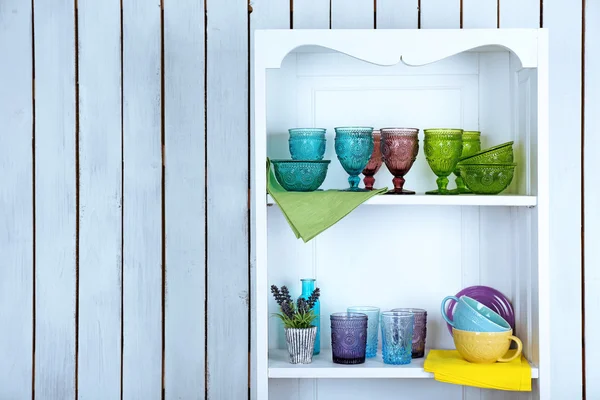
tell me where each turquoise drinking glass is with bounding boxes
[380,311,414,365]
[347,306,380,358]
[288,128,327,161]
[334,127,374,191]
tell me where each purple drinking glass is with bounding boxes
[330,312,368,365]
[362,130,383,190]
[391,308,428,358]
[380,128,420,194]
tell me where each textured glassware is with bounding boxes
[271,160,330,192]
[298,278,320,355]
[334,127,374,191]
[423,129,463,195]
[452,131,481,194]
[380,311,414,365]
[458,163,516,194]
[361,130,383,190]
[391,308,428,358]
[380,128,420,194]
[288,128,327,161]
[347,306,380,358]
[330,312,368,364]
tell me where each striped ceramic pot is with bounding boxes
[285,326,317,364]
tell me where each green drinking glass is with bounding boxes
[424,129,463,195]
[452,131,481,194]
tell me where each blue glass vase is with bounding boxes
[299,278,320,355]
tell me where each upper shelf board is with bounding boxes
[266,194,537,207]
[254,29,544,70]
[268,349,540,379]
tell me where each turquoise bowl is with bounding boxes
[441,295,511,333]
[289,128,327,161]
[271,160,330,192]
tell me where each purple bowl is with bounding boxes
[444,285,515,335]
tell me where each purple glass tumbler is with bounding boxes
[330,312,368,364]
[391,308,428,358]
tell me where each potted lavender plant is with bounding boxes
[271,284,320,364]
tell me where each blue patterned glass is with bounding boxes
[347,306,380,358]
[334,127,374,191]
[381,311,414,365]
[299,278,320,355]
[330,312,368,364]
[288,128,327,161]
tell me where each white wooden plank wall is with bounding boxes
[331,0,374,29]
[543,0,583,398]
[376,0,419,29]
[77,0,122,399]
[0,1,33,398]
[0,0,592,398]
[206,0,249,398]
[33,0,77,398]
[122,0,163,398]
[164,0,207,398]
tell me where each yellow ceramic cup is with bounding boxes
[452,328,522,364]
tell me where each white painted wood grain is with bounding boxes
[462,0,497,28]
[331,0,374,29]
[544,0,583,397]
[206,0,249,398]
[499,0,540,28]
[77,1,122,399]
[33,0,77,397]
[163,1,205,398]
[420,0,460,28]
[122,0,162,398]
[585,0,600,397]
[376,0,418,29]
[293,0,330,29]
[0,1,33,398]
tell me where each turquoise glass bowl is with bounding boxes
[334,127,374,190]
[289,128,327,161]
[441,295,511,333]
[271,160,330,192]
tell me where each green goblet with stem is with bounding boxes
[452,131,481,194]
[424,129,463,195]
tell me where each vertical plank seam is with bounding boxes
[540,0,544,27]
[204,0,209,397]
[373,0,376,29]
[160,1,167,399]
[581,0,586,397]
[418,0,421,28]
[460,0,463,28]
[30,0,37,397]
[497,0,500,28]
[246,1,252,394]
[290,0,293,29]
[119,0,125,398]
[74,0,81,397]
[329,0,331,29]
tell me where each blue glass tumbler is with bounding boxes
[288,128,327,161]
[347,306,380,358]
[330,312,368,364]
[381,311,414,365]
[299,278,320,355]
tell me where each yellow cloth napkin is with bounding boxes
[424,350,531,392]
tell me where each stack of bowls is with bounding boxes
[441,295,523,364]
[271,128,331,192]
[455,141,517,195]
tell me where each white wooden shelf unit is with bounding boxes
[253,29,549,400]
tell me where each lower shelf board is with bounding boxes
[268,349,539,379]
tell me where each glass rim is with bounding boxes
[288,127,327,132]
[423,128,463,134]
[334,126,374,130]
[380,127,419,133]
[300,278,316,282]
[380,311,415,318]
[390,308,427,314]
[347,306,380,312]
[330,312,368,320]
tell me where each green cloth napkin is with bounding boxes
[267,159,387,242]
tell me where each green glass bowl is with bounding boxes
[457,141,514,164]
[458,163,516,195]
[271,160,330,192]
